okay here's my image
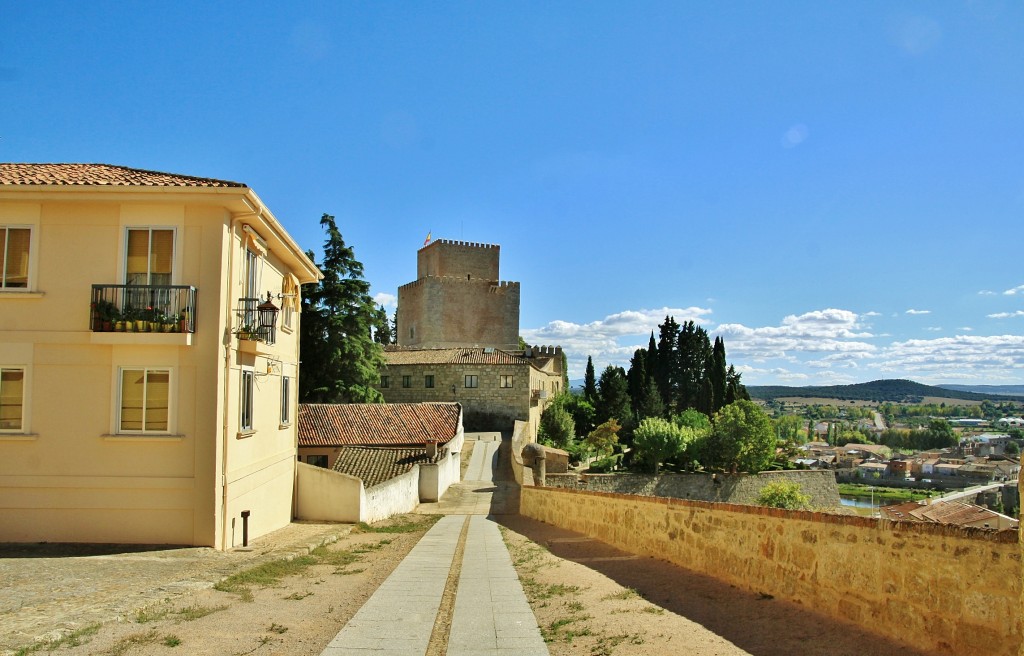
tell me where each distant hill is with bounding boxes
[938,384,1024,397]
[747,379,1024,403]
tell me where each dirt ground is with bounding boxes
[6,511,936,656]
[3,516,437,656]
[498,515,934,656]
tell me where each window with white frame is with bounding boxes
[240,369,254,432]
[0,367,25,431]
[500,375,514,388]
[244,248,259,299]
[118,368,170,433]
[125,228,174,286]
[0,226,32,289]
[280,376,291,425]
[281,277,298,330]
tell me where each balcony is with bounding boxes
[90,285,197,334]
[235,297,277,346]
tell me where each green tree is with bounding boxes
[637,378,665,421]
[371,304,393,345]
[1006,441,1021,456]
[561,393,596,438]
[705,400,776,473]
[775,415,805,445]
[539,402,575,449]
[633,417,696,474]
[586,419,621,458]
[756,480,812,510]
[672,408,712,435]
[300,214,384,403]
[596,365,631,426]
[583,356,598,403]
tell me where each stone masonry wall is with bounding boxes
[397,276,519,349]
[521,486,1021,656]
[379,362,531,431]
[544,470,841,508]
[417,240,500,280]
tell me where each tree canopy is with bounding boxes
[704,400,776,473]
[299,214,384,403]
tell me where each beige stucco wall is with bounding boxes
[0,189,314,549]
[294,461,363,524]
[522,487,1021,656]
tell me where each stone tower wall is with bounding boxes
[417,239,500,280]
[397,276,520,350]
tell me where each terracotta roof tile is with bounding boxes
[331,446,441,488]
[383,346,529,366]
[298,402,461,447]
[0,163,246,188]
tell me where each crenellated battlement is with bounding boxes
[399,276,519,293]
[421,238,499,250]
[529,345,563,357]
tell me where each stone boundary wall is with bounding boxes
[544,470,841,508]
[521,486,1021,656]
[510,420,534,487]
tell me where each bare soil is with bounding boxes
[5,515,436,656]
[498,515,934,656]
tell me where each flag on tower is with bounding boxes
[423,231,431,246]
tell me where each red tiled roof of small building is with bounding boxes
[331,446,442,488]
[382,346,530,366]
[0,163,246,188]
[298,402,461,447]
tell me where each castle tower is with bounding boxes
[396,239,520,350]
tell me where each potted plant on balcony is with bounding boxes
[178,310,190,333]
[91,300,118,332]
[237,323,257,340]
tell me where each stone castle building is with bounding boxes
[396,239,519,350]
[378,239,563,434]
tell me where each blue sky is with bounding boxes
[3,2,1023,385]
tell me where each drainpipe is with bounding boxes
[220,215,246,549]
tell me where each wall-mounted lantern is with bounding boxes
[257,292,279,343]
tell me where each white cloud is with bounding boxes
[905,309,931,315]
[373,292,397,309]
[522,306,713,378]
[924,326,942,332]
[1003,284,1024,296]
[862,311,882,317]
[959,327,973,332]
[978,290,996,296]
[782,124,809,148]
[715,309,876,360]
[987,310,1024,319]
[879,334,1024,383]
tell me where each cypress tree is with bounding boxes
[709,336,728,413]
[583,356,598,402]
[655,316,681,412]
[596,366,631,427]
[626,349,648,419]
[299,214,385,403]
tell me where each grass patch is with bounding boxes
[268,623,288,634]
[542,615,592,643]
[13,623,101,655]
[838,483,934,502]
[284,591,313,600]
[356,515,439,534]
[641,606,665,614]
[601,588,639,601]
[214,555,318,597]
[104,629,160,656]
[334,567,365,575]
[163,635,181,647]
[134,606,170,623]
[177,603,227,621]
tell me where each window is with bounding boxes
[1,227,31,289]
[240,369,254,431]
[307,455,328,468]
[424,375,434,389]
[380,375,390,388]
[465,375,478,388]
[126,228,174,286]
[402,375,412,388]
[280,376,291,425]
[0,368,25,431]
[500,375,514,388]
[119,368,170,433]
[244,248,259,299]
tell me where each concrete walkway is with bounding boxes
[321,433,547,655]
[320,515,546,655]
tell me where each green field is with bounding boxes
[837,483,935,502]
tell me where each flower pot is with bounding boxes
[135,320,147,332]
[102,321,113,332]
[148,321,159,332]
[115,321,127,332]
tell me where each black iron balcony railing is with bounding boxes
[235,297,276,345]
[90,285,197,333]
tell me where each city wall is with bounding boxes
[543,470,841,508]
[521,486,1021,656]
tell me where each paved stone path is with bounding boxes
[322,434,547,655]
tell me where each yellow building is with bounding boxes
[0,163,321,549]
